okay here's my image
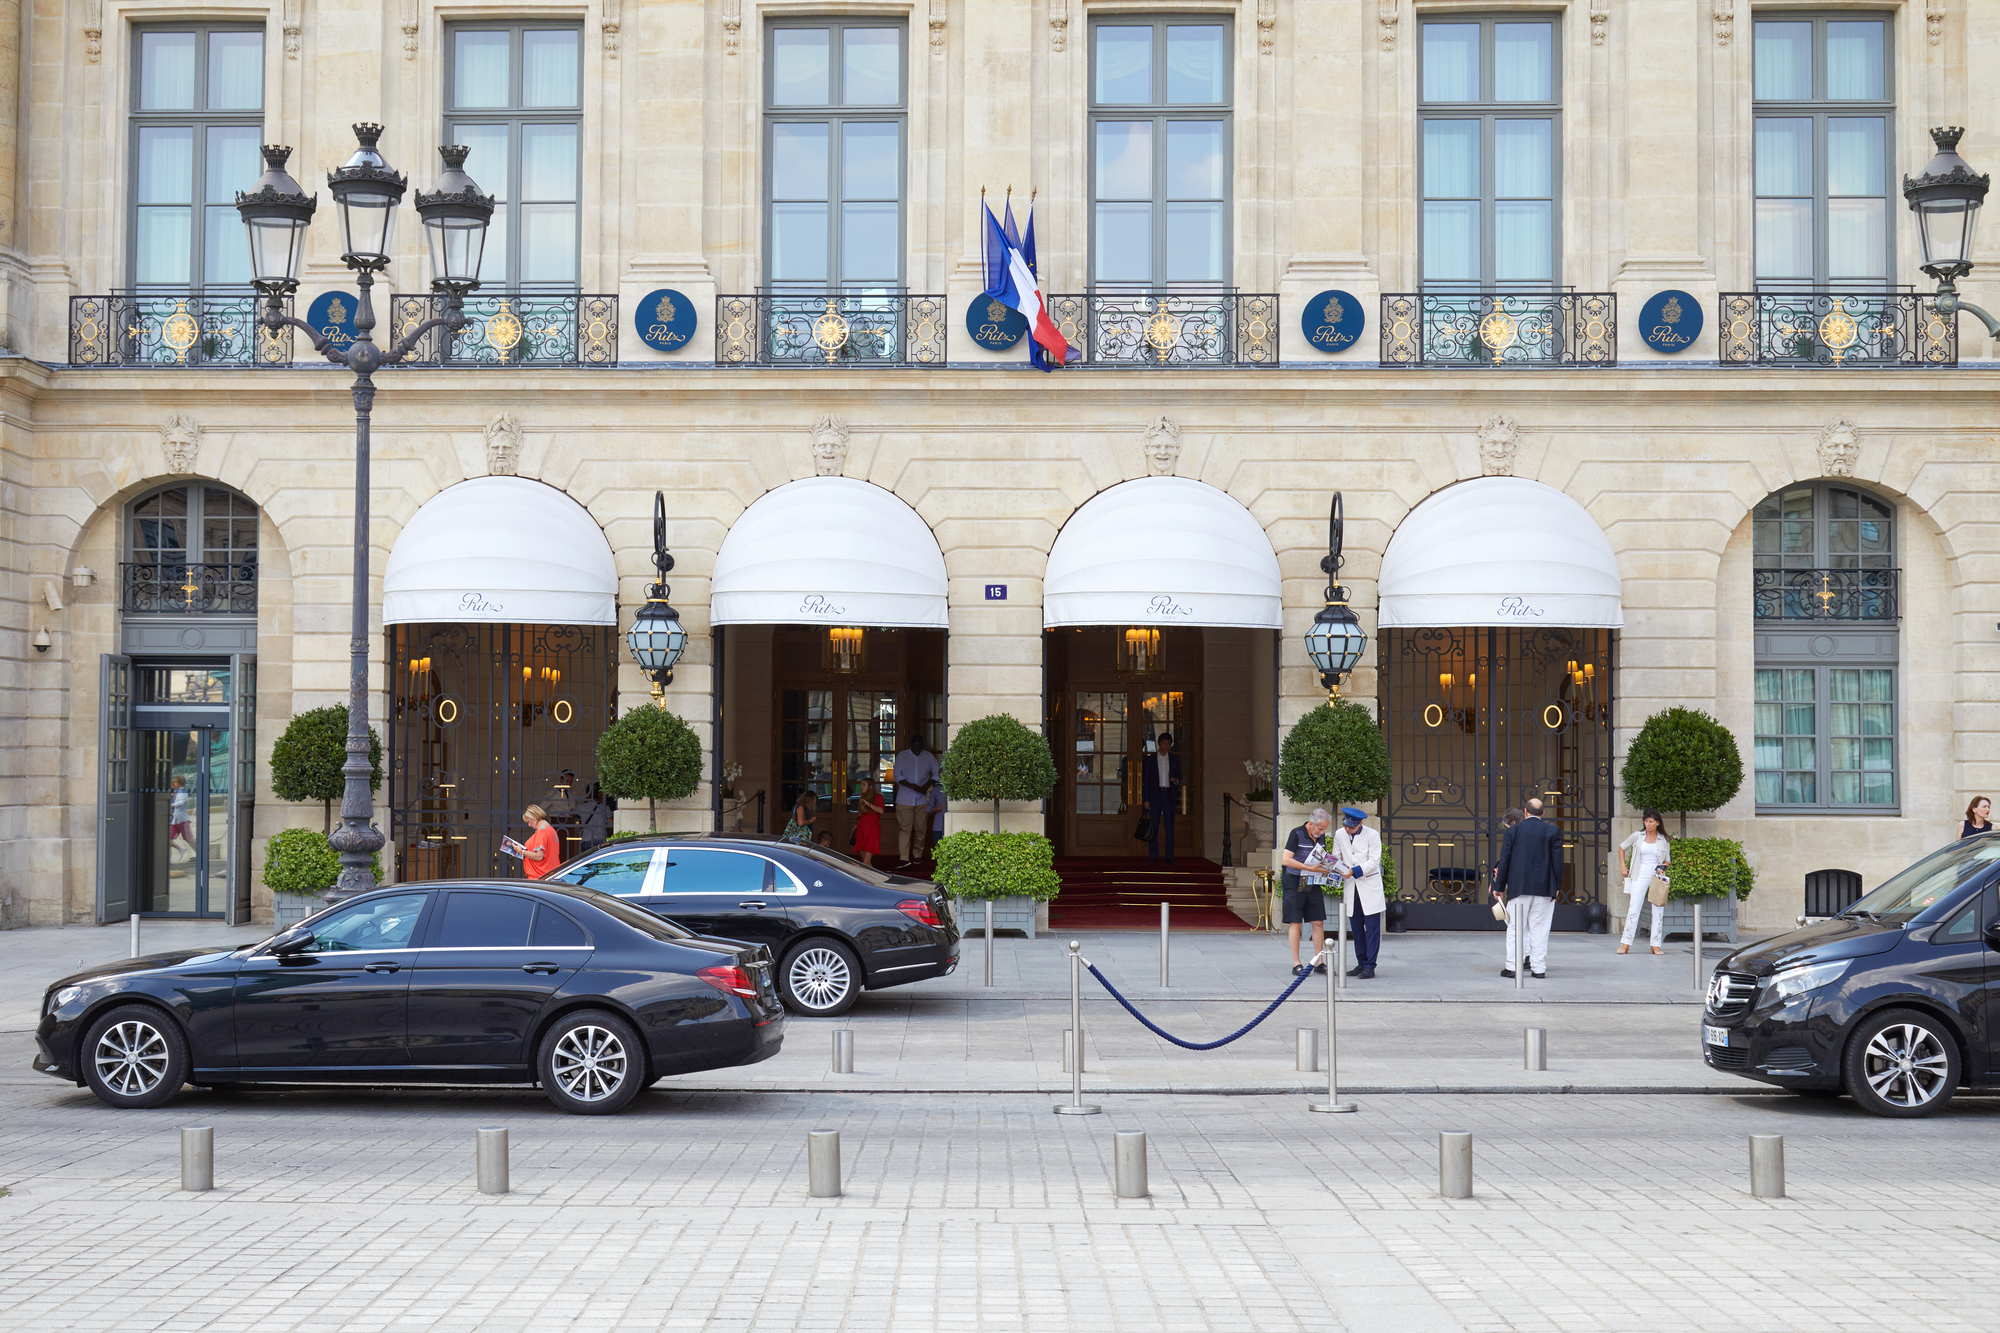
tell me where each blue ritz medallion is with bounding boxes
[1639,290,1703,354]
[636,289,698,352]
[966,295,1028,350]
[305,291,358,353]
[1302,290,1365,353]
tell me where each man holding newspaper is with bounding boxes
[1282,806,1386,979]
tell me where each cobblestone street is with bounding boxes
[3,1075,1995,1332]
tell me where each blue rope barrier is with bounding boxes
[1083,953,1322,1051]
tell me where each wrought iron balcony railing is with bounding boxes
[121,561,258,615]
[1381,291,1617,367]
[1045,291,1278,367]
[714,291,947,367]
[70,293,291,368]
[387,292,618,367]
[1718,292,1954,367]
[1752,568,1899,621]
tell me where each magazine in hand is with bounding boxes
[499,836,528,862]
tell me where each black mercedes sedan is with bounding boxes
[1703,833,2000,1117]
[544,834,959,1016]
[34,881,784,1114]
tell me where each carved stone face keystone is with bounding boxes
[1477,414,1520,476]
[1144,415,1182,475]
[810,414,849,477]
[1818,420,1860,478]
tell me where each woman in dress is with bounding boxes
[853,781,884,867]
[1960,796,1992,839]
[781,789,818,845]
[1616,808,1671,955]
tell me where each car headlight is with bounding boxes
[48,985,82,1013]
[1767,959,1847,1004]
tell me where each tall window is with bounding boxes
[446,23,582,290]
[1089,18,1231,287]
[1752,15,1893,287]
[130,483,260,572]
[764,21,907,289]
[1419,18,1559,288]
[129,25,265,289]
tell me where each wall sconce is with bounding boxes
[72,566,95,589]
[1117,626,1163,674]
[33,627,50,653]
[824,626,867,673]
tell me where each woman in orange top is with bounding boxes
[521,804,562,879]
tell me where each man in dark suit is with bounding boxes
[1492,797,1564,978]
[1141,733,1183,864]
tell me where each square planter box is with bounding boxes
[1657,893,1738,944]
[955,895,1038,939]
[272,893,322,931]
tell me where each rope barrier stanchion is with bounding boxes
[1307,944,1357,1114]
[1085,953,1317,1051]
[1054,941,1102,1116]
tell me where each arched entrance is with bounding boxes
[384,477,620,879]
[1376,478,1623,930]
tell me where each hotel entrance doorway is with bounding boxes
[1047,627,1201,859]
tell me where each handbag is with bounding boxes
[1647,866,1671,907]
[1133,814,1153,841]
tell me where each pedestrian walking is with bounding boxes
[1616,808,1672,955]
[1280,807,1334,976]
[892,734,939,864]
[1332,806,1384,979]
[167,776,196,862]
[1960,795,1992,839]
[1492,797,1563,978]
[853,781,884,867]
[1141,732,1183,864]
[781,788,818,845]
[1490,807,1522,898]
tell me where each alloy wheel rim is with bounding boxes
[551,1024,628,1102]
[1862,1024,1950,1107]
[94,1020,170,1097]
[788,947,852,1010]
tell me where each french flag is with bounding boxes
[983,201,1070,369]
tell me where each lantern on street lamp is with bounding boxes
[326,123,406,270]
[1304,493,1367,699]
[1903,126,2000,338]
[415,145,494,291]
[627,491,688,702]
[237,145,316,293]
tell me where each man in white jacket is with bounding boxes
[1332,806,1385,979]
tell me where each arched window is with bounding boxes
[1750,481,1898,813]
[125,482,259,615]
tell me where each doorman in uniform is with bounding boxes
[1142,733,1182,864]
[1332,806,1385,979]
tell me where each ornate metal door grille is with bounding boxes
[1378,627,1615,930]
[389,623,618,882]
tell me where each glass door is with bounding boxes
[779,687,900,852]
[136,726,231,917]
[1068,690,1131,855]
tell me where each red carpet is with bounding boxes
[1048,857,1253,931]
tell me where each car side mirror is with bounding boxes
[1984,920,2000,951]
[268,926,314,956]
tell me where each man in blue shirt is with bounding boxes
[1280,807,1333,976]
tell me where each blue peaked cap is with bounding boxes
[1340,807,1367,823]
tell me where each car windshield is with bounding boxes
[1845,836,2000,924]
[556,885,695,941]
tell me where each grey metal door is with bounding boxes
[226,653,257,924]
[97,654,135,923]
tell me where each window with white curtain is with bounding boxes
[1418,18,1560,289]
[445,24,582,291]
[1752,15,1894,288]
[1088,17,1232,288]
[763,21,908,289]
[128,25,265,289]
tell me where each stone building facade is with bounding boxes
[0,0,1995,932]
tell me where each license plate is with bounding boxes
[1704,1025,1731,1048]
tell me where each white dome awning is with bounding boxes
[1043,477,1282,629]
[383,477,617,626]
[1378,477,1624,629]
[712,477,947,628]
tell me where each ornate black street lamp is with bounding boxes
[1304,492,1367,700]
[237,125,493,901]
[1903,126,2000,338]
[626,491,688,702]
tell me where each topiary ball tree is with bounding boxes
[595,704,703,830]
[940,713,1059,833]
[1278,701,1391,812]
[1620,706,1745,837]
[269,705,384,833]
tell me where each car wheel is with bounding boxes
[1842,1008,1961,1118]
[780,939,862,1016]
[537,1010,645,1115]
[81,1005,189,1109]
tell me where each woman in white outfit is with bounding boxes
[1616,809,1671,955]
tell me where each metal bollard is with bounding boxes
[831,1030,853,1074]
[1336,887,1349,989]
[1439,1131,1473,1198]
[1524,1027,1547,1071]
[1114,1131,1148,1198]
[1693,899,1706,992]
[808,1129,842,1198]
[130,913,141,960]
[1296,1028,1319,1073]
[1160,902,1170,988]
[1053,942,1102,1115]
[984,899,995,987]
[1307,948,1357,1113]
[1062,1027,1084,1074]
[1749,1134,1785,1199]
[476,1127,508,1195]
[180,1126,213,1192]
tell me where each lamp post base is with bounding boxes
[1307,1102,1359,1114]
[1053,1104,1103,1116]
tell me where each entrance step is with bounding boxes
[1049,857,1242,927]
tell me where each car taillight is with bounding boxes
[697,964,758,997]
[897,898,942,927]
